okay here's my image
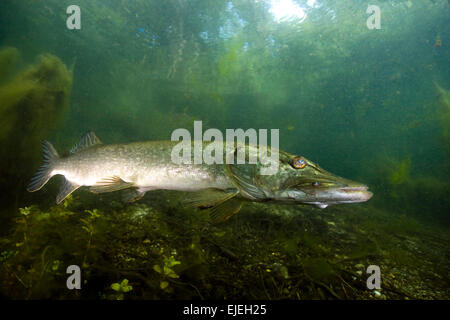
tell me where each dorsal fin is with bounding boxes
[70,131,103,154]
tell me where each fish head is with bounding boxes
[226,148,372,208]
[268,152,373,208]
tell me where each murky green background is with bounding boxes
[0,0,448,299]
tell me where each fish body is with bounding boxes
[54,141,233,193]
[27,132,372,221]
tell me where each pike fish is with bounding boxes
[27,132,372,222]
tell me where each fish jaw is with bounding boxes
[275,181,373,208]
[331,185,373,203]
[303,185,373,207]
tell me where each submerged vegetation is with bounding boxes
[0,47,72,227]
[434,82,450,156]
[0,48,72,147]
[0,192,448,299]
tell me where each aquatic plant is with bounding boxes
[110,279,133,300]
[80,209,100,268]
[0,51,72,145]
[0,48,73,223]
[0,197,448,300]
[153,254,181,290]
[0,47,19,83]
[217,37,246,80]
[434,82,450,156]
[303,258,334,282]
[389,158,411,186]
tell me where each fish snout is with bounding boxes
[338,184,373,203]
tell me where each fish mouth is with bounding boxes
[288,183,373,207]
[340,186,369,192]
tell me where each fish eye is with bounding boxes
[291,156,307,169]
[312,181,320,187]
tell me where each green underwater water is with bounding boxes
[0,0,449,299]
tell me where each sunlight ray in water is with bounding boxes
[269,0,307,22]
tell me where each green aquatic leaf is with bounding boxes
[51,260,60,271]
[120,279,133,292]
[19,207,31,216]
[110,279,132,293]
[160,281,169,289]
[111,283,121,292]
[164,267,179,278]
[164,256,181,268]
[153,265,162,274]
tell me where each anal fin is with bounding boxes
[57,178,80,204]
[90,176,134,194]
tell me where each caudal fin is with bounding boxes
[27,140,59,192]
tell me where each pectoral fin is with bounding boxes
[90,176,134,193]
[185,188,243,223]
